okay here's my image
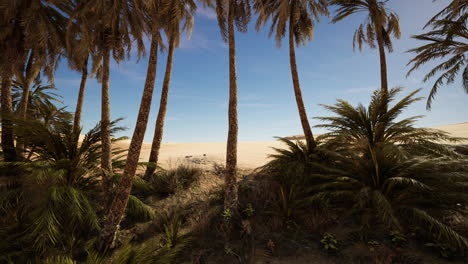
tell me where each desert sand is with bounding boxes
[112,122,468,170]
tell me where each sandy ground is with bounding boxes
[111,122,468,170]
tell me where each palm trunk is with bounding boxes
[16,50,41,159]
[1,74,16,161]
[375,26,389,140]
[143,35,175,179]
[288,14,316,148]
[376,27,389,96]
[224,0,239,212]
[99,38,160,249]
[73,58,89,135]
[101,47,113,196]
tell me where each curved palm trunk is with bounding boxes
[143,36,175,179]
[99,38,159,249]
[224,0,239,212]
[101,47,113,196]
[1,74,16,161]
[288,15,316,148]
[16,51,41,159]
[73,58,89,135]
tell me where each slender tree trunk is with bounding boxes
[288,14,316,148]
[101,47,113,196]
[16,50,41,159]
[143,35,175,179]
[1,73,16,161]
[376,28,388,96]
[224,0,239,212]
[374,27,390,140]
[73,57,89,135]
[99,38,160,249]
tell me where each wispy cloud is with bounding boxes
[111,61,146,81]
[196,7,217,20]
[341,87,376,94]
[178,31,226,50]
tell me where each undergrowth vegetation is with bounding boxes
[1,88,467,263]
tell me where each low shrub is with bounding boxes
[148,164,202,197]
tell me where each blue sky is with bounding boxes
[53,0,468,143]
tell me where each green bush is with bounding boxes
[148,164,202,197]
[320,232,339,252]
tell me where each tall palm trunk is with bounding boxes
[288,13,316,148]
[224,0,239,212]
[99,38,160,249]
[73,57,88,135]
[143,34,175,179]
[376,26,389,96]
[101,47,113,196]
[1,74,16,161]
[16,50,41,159]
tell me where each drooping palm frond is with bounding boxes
[407,0,468,109]
[123,195,156,225]
[316,87,465,157]
[202,0,251,42]
[254,0,329,48]
[258,137,342,187]
[331,0,401,52]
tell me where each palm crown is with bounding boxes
[331,0,401,52]
[254,0,329,47]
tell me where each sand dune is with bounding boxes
[111,122,468,170]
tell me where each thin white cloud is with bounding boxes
[341,87,376,94]
[111,61,146,81]
[178,31,226,50]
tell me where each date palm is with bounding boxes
[407,0,468,109]
[68,0,146,198]
[254,0,329,148]
[203,0,251,212]
[308,147,468,253]
[98,0,187,248]
[57,0,99,135]
[0,0,66,160]
[331,0,401,98]
[311,87,468,253]
[316,87,464,157]
[143,0,196,179]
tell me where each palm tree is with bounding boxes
[268,87,468,253]
[143,0,196,179]
[331,0,401,97]
[1,76,16,161]
[203,0,251,212]
[69,0,146,197]
[407,0,467,109]
[0,0,66,160]
[316,87,463,157]
[307,147,468,253]
[56,0,103,135]
[97,0,170,248]
[12,78,65,122]
[254,0,329,148]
